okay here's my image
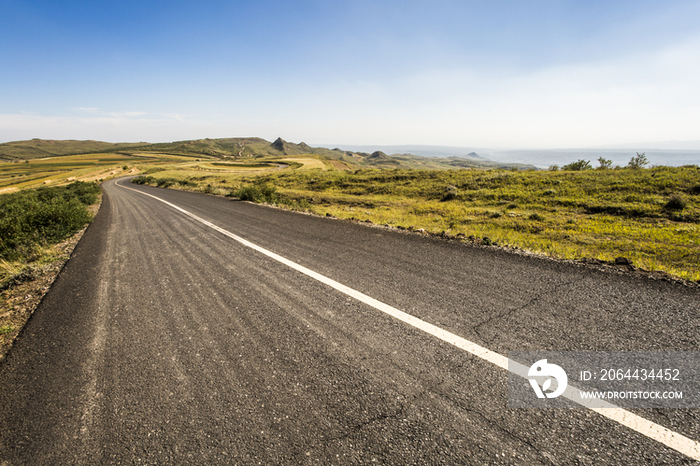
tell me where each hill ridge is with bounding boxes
[0,137,536,169]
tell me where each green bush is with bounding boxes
[665,195,687,211]
[0,182,100,261]
[131,176,196,188]
[131,176,155,185]
[561,160,592,171]
[628,152,649,169]
[597,157,613,170]
[234,183,280,203]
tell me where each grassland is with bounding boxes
[0,151,211,192]
[132,165,700,282]
[1,138,698,283]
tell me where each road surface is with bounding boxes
[1,178,699,464]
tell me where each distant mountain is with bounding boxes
[270,137,319,156]
[327,144,489,159]
[463,152,488,161]
[0,137,346,161]
[362,151,401,167]
[0,139,143,161]
[128,137,345,159]
[0,137,537,170]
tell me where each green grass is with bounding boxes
[0,182,101,286]
[133,165,700,282]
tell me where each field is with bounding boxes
[131,164,700,282]
[0,151,215,192]
[2,144,699,283]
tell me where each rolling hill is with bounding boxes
[0,139,144,161]
[0,137,536,169]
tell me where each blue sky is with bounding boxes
[2,0,699,148]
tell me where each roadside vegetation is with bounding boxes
[0,181,102,358]
[2,139,698,284]
[0,181,101,287]
[133,164,700,282]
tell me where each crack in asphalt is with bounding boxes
[471,278,581,345]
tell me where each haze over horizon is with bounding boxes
[2,1,699,151]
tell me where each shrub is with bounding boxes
[131,176,155,185]
[0,182,99,261]
[597,157,612,170]
[664,195,687,211]
[131,176,197,189]
[561,160,592,171]
[441,185,458,201]
[156,178,176,188]
[234,183,280,204]
[628,152,648,169]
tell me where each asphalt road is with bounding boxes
[1,178,699,465]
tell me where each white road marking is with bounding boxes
[117,180,700,461]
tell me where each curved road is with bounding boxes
[1,178,699,464]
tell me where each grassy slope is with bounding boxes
[0,139,145,161]
[0,137,535,170]
[133,164,700,282]
[0,152,208,191]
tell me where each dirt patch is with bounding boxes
[330,160,351,170]
[0,201,101,362]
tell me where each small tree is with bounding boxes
[628,152,648,169]
[548,165,559,171]
[597,157,612,170]
[561,159,592,171]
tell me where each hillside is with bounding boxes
[0,137,536,169]
[0,139,144,161]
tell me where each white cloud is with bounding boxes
[305,33,700,148]
[71,107,101,115]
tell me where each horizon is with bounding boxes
[2,1,699,149]
[4,136,700,152]
[3,136,699,168]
